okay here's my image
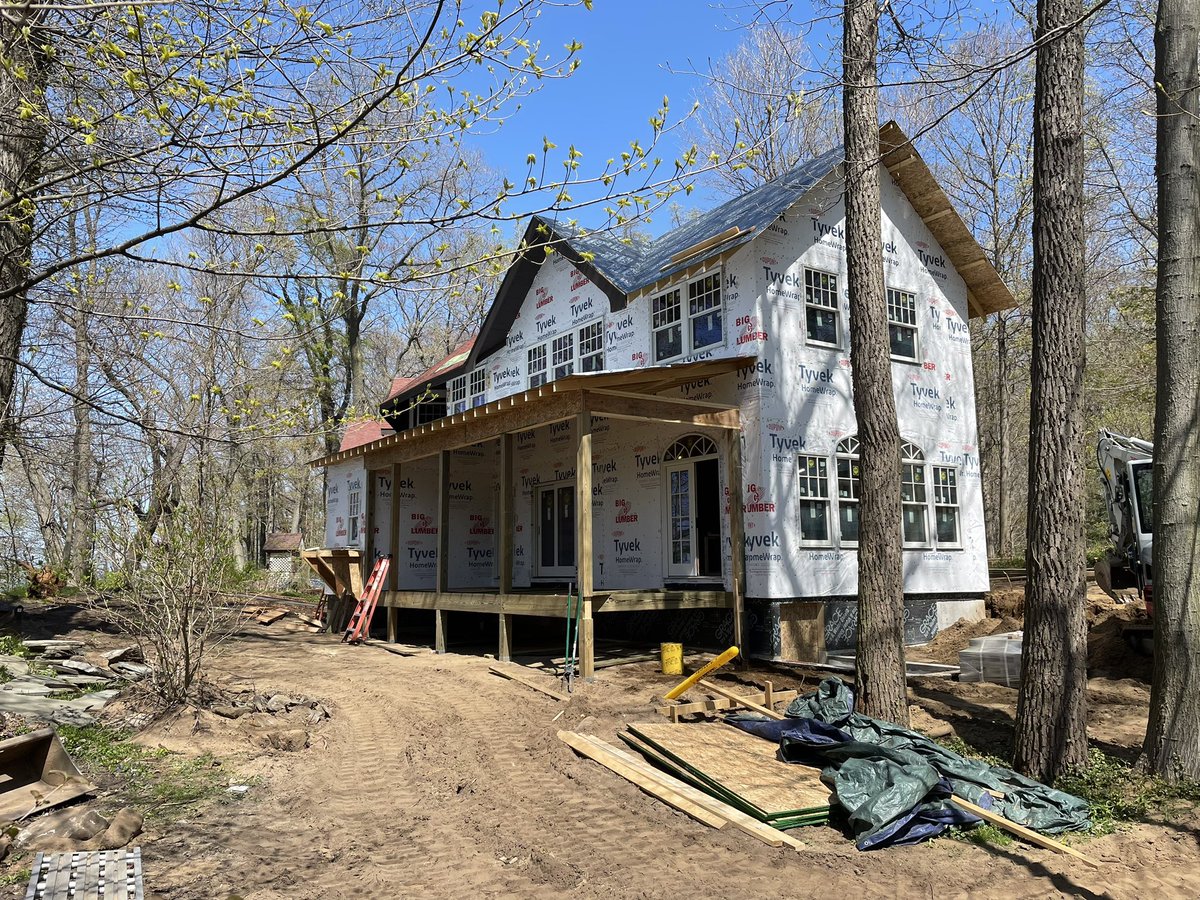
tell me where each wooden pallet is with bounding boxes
[26,848,143,900]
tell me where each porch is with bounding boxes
[314,358,752,677]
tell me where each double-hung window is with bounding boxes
[796,455,831,543]
[528,345,548,388]
[347,487,361,544]
[933,466,961,546]
[900,441,929,546]
[804,269,841,347]
[887,288,919,362]
[652,270,725,363]
[835,437,860,545]
[578,321,604,372]
[469,368,487,408]
[448,374,468,414]
[552,333,575,380]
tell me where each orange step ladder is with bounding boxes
[342,555,391,644]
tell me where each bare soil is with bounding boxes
[4,598,1199,899]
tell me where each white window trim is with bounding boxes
[469,367,487,408]
[651,268,726,364]
[347,487,362,544]
[534,480,576,578]
[448,374,468,414]
[887,287,921,364]
[528,344,548,389]
[931,464,963,550]
[835,441,860,549]
[795,453,833,547]
[900,441,930,549]
[804,267,843,349]
[552,332,575,380]
[578,320,604,372]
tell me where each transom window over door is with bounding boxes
[536,483,575,576]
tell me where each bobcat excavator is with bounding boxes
[1095,429,1155,653]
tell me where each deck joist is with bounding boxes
[380,589,733,616]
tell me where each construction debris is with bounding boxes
[0,728,94,820]
[488,665,570,702]
[26,847,144,899]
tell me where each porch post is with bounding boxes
[435,450,450,653]
[725,429,746,658]
[498,433,514,661]
[363,470,377,567]
[576,411,595,678]
[388,462,402,643]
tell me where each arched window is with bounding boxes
[900,441,928,546]
[664,434,718,461]
[835,437,860,544]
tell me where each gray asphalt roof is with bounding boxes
[549,144,845,294]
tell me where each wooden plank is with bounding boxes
[725,430,746,659]
[698,679,784,719]
[656,689,799,718]
[380,590,578,616]
[629,722,831,814]
[584,390,740,430]
[498,613,513,663]
[389,462,403,591]
[256,608,288,626]
[558,730,729,829]
[582,733,807,850]
[778,602,825,661]
[592,590,733,613]
[490,665,570,702]
[434,609,447,654]
[577,409,594,680]
[386,607,398,643]
[579,599,595,680]
[950,795,1100,867]
[364,468,378,565]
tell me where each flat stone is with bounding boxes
[17,674,74,689]
[110,662,151,680]
[0,655,30,677]
[212,705,248,720]
[2,683,57,697]
[61,675,111,687]
[265,694,293,713]
[0,692,92,724]
[23,640,84,650]
[102,646,142,664]
[70,690,119,713]
[49,660,106,677]
[85,808,142,850]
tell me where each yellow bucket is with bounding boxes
[660,642,683,676]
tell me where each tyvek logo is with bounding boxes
[506,329,525,349]
[915,240,947,269]
[614,498,638,524]
[744,483,776,513]
[535,314,557,334]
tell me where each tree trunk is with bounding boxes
[1143,0,1200,781]
[0,16,51,465]
[996,314,1011,558]
[1013,0,1089,782]
[844,0,908,725]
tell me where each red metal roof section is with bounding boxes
[338,419,394,452]
[385,337,477,402]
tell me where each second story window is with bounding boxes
[578,321,604,372]
[469,368,487,408]
[552,333,575,379]
[805,268,841,347]
[448,374,468,414]
[688,272,723,351]
[887,288,920,362]
[652,288,683,362]
[528,345,548,388]
[653,270,725,363]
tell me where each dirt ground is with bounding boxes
[6,591,1199,899]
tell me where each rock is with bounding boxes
[258,729,309,752]
[61,675,112,687]
[64,809,110,842]
[85,808,143,850]
[111,662,151,680]
[49,659,106,677]
[265,694,293,713]
[1,683,58,697]
[102,646,143,665]
[23,640,84,652]
[17,807,108,850]
[0,833,10,861]
[70,690,120,713]
[0,655,30,677]
[49,708,96,727]
[211,705,248,720]
[18,674,74,689]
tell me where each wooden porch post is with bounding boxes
[498,433,514,662]
[725,429,746,658]
[388,462,402,643]
[576,411,595,678]
[363,470,377,566]
[435,450,450,654]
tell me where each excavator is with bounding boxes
[1095,429,1155,653]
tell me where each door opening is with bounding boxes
[536,482,575,578]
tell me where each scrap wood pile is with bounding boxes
[561,651,1100,866]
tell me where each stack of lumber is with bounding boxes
[619,722,832,829]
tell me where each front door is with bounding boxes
[537,483,575,577]
[666,462,695,577]
[665,455,723,579]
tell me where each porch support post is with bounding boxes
[498,433,514,661]
[576,411,595,678]
[725,429,746,659]
[435,450,450,653]
[388,462,402,642]
[363,470,377,567]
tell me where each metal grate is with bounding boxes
[25,848,143,900]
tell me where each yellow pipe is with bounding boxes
[664,646,739,700]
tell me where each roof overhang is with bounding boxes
[879,121,1018,318]
[313,356,751,469]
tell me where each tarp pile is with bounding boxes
[733,678,1092,850]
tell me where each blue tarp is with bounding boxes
[732,678,1091,850]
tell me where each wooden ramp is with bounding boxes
[623,722,832,828]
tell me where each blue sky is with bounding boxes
[460,2,761,235]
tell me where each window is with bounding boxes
[797,455,831,543]
[933,465,960,546]
[347,487,361,544]
[578,321,604,372]
[805,269,841,347]
[652,270,725,363]
[887,288,919,362]
[537,483,575,576]
[664,434,718,460]
[528,345,548,388]
[552,333,574,380]
[900,441,928,546]
[448,374,468,414]
[652,288,683,362]
[688,272,723,351]
[835,436,860,545]
[469,368,487,408]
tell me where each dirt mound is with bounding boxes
[985,586,1025,619]
[910,616,1022,665]
[1088,603,1153,680]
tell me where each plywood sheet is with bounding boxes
[628,722,831,815]
[778,601,825,661]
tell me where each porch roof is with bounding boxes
[312,356,750,469]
